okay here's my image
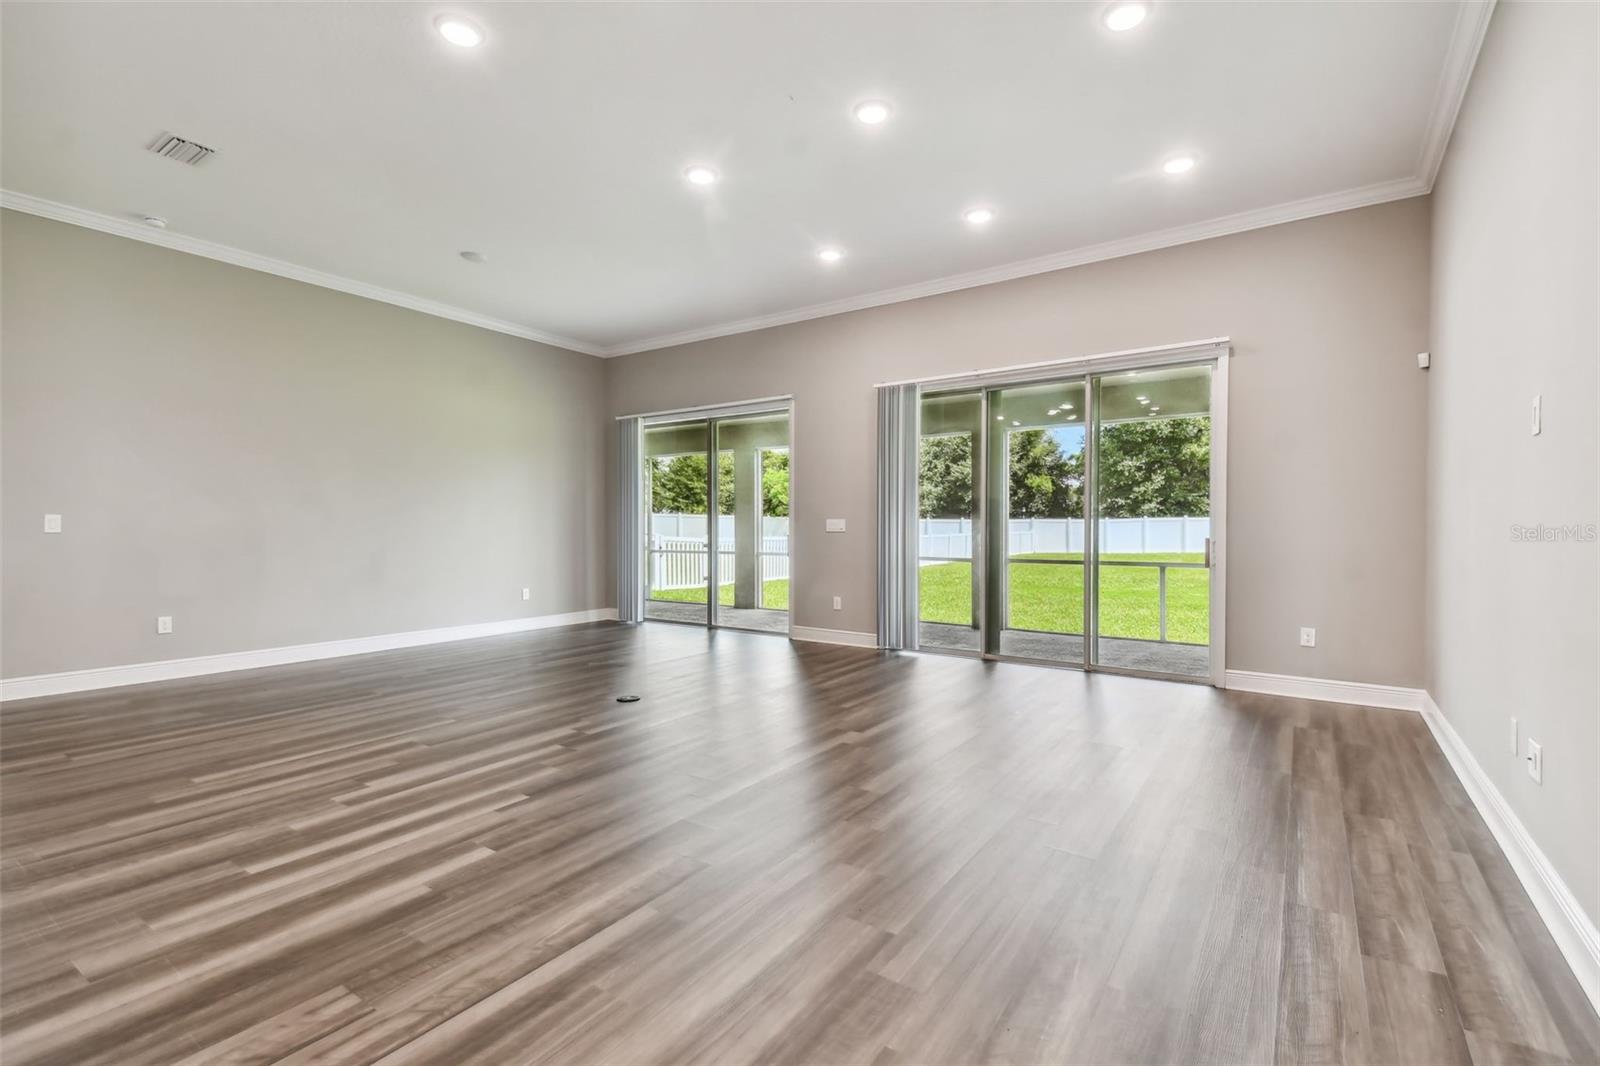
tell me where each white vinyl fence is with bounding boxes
[648,514,1207,592]
[921,516,1210,561]
[649,515,790,591]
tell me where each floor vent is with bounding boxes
[146,131,216,166]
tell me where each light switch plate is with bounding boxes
[43,514,62,534]
[156,616,173,635]
[825,518,847,532]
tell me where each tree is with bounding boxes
[919,431,1083,518]
[649,449,790,517]
[760,450,789,517]
[916,419,1207,519]
[649,454,712,514]
[919,435,973,517]
[1094,417,1210,517]
[1007,430,1082,518]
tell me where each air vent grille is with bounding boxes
[146,131,215,166]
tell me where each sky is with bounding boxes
[1050,425,1086,455]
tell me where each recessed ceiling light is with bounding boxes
[435,15,484,48]
[1137,395,1149,402]
[1047,408,1059,416]
[817,247,844,263]
[1103,3,1148,32]
[684,165,720,186]
[1062,403,1074,410]
[459,250,487,263]
[141,215,168,229]
[854,100,892,125]
[963,207,996,226]
[1163,155,1197,175]
[1011,420,1021,427]
[1149,406,1161,412]
[996,415,1006,422]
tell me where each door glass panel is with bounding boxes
[990,380,1088,663]
[643,419,711,625]
[713,411,791,633]
[917,390,982,653]
[1090,365,1212,677]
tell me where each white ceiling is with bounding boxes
[1,2,1490,356]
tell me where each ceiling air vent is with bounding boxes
[146,131,215,166]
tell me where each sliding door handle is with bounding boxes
[1204,537,1214,568]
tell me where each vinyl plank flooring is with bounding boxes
[1,621,1594,1065]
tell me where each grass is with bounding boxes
[917,552,1207,644]
[651,578,789,612]
[651,551,1204,643]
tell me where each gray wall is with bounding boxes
[2,210,609,678]
[607,197,1432,684]
[1427,2,1598,920]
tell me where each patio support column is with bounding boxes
[733,444,760,608]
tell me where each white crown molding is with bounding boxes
[0,608,618,703]
[790,626,879,649]
[1416,0,1497,190]
[1421,693,1600,1013]
[0,190,606,357]
[596,175,1429,357]
[1224,669,1426,712]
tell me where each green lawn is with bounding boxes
[651,552,1204,643]
[915,552,1207,644]
[651,578,789,611]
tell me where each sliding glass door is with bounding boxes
[909,352,1223,681]
[713,411,791,633]
[989,379,1088,665]
[917,390,983,653]
[1089,364,1214,678]
[643,418,712,625]
[641,405,791,634]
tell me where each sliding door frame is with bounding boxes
[895,338,1229,685]
[631,397,796,639]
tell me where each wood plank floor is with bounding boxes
[2,622,1595,1065]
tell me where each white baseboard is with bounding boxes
[790,626,879,649]
[1420,694,1600,1013]
[1224,669,1425,711]
[0,608,619,703]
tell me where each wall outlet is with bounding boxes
[1531,394,1541,436]
[1509,716,1519,757]
[832,596,842,611]
[1299,627,1316,647]
[1526,739,1542,784]
[156,616,173,635]
[521,587,531,601]
[43,514,62,534]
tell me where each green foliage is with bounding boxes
[1095,417,1210,517]
[760,450,789,517]
[917,418,1209,520]
[918,435,974,517]
[1007,430,1083,518]
[649,449,789,517]
[918,430,1082,519]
